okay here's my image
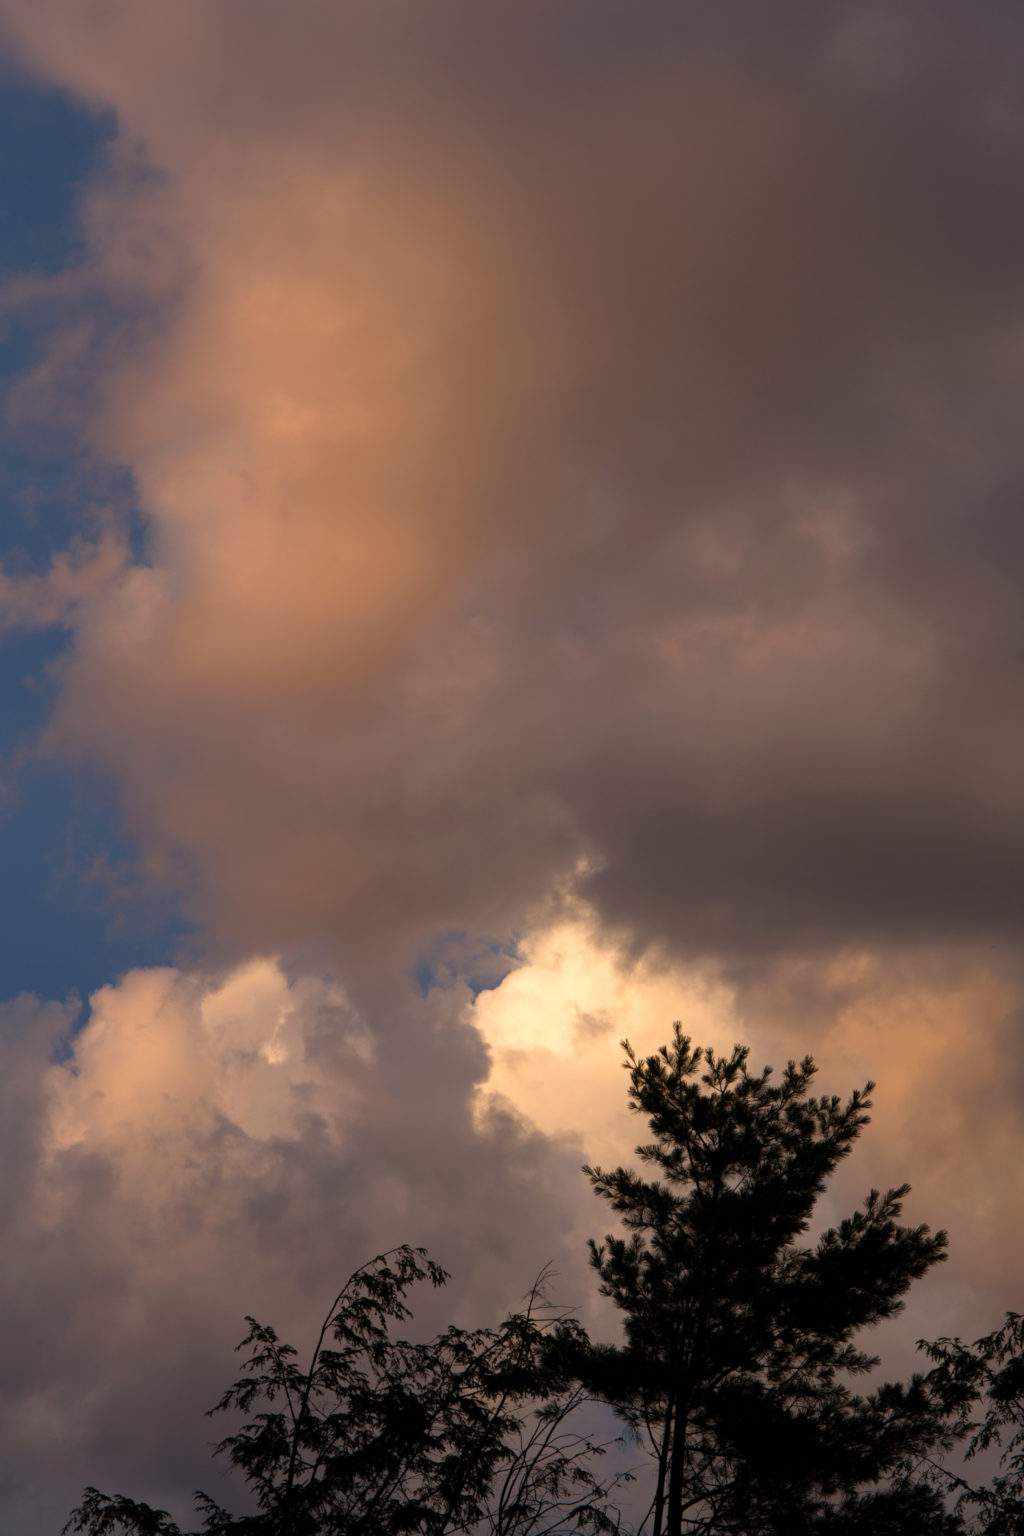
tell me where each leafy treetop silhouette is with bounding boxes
[63,1245,627,1536]
[576,1027,958,1535]
[63,1028,1024,1536]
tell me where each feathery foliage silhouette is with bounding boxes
[63,1246,627,1536]
[577,1027,958,1535]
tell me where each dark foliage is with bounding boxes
[579,1027,959,1535]
[922,1313,1024,1534]
[66,1027,1024,1536]
[63,1247,627,1536]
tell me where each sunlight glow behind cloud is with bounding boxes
[0,2,1023,1527]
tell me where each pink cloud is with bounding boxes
[0,3,1023,1522]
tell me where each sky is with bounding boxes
[1,1,1024,1528]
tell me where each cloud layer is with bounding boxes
[0,1,1023,1526]
[1,1,1023,968]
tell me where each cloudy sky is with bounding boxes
[1,2,1024,1527]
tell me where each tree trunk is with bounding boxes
[665,1393,687,1536]
[651,1390,673,1536]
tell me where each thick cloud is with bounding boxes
[0,1,1020,966]
[1,1,1024,1525]
[0,959,591,1532]
[1,927,1022,1530]
[473,915,1024,1390]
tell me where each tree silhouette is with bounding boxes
[579,1027,960,1535]
[67,1030,1022,1535]
[63,1247,628,1536]
[922,1312,1024,1534]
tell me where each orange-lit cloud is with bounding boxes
[0,528,125,633]
[471,910,1024,1338]
[0,930,1018,1529]
[2,1,1023,968]
[0,956,586,1529]
[1,2,1024,1527]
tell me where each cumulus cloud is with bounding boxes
[471,909,1024,1336]
[2,923,1020,1530]
[467,912,1024,1402]
[472,905,736,1169]
[0,955,595,1532]
[0,0,1023,1524]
